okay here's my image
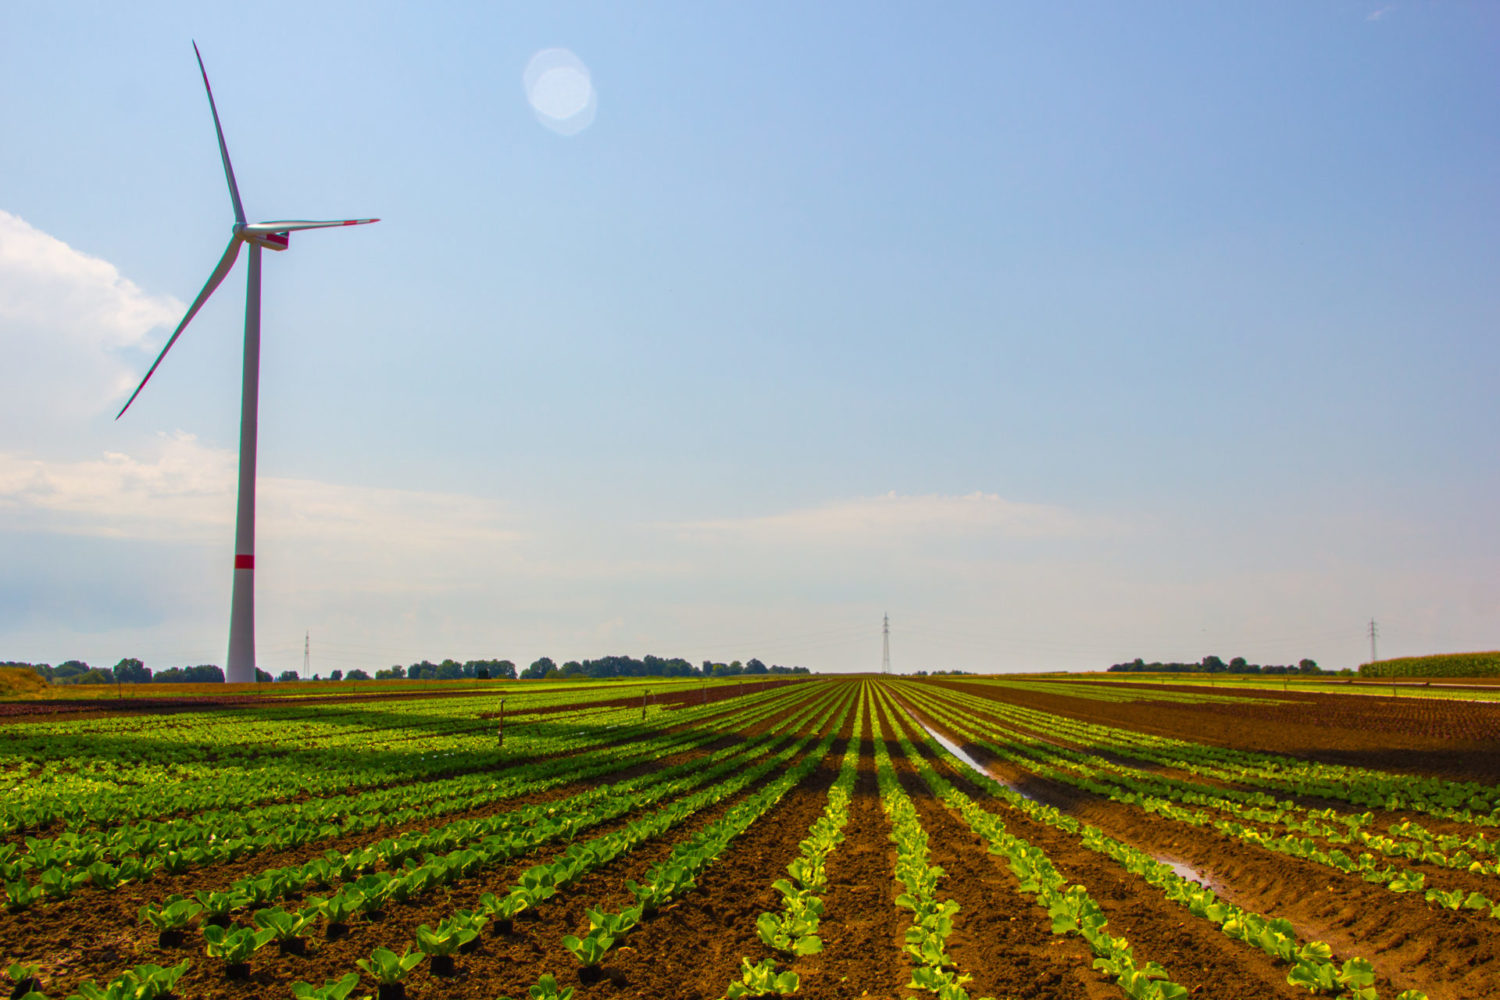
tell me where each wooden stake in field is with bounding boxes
[498,697,505,747]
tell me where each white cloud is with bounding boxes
[1366,5,1396,21]
[0,433,522,563]
[676,490,1098,546]
[0,210,183,421]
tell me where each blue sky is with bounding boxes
[2,2,1496,675]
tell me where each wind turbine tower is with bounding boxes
[117,43,377,684]
[882,613,891,675]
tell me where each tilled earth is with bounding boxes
[6,678,1496,999]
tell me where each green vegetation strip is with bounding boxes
[897,683,1430,1000]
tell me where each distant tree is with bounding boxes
[1299,658,1320,674]
[745,658,768,675]
[255,668,273,683]
[59,668,113,685]
[277,670,300,682]
[113,658,151,683]
[474,667,489,679]
[153,664,223,683]
[53,660,91,681]
[1201,655,1227,673]
[522,657,557,679]
[495,660,517,679]
[329,669,344,681]
[346,669,370,681]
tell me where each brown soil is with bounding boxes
[933,679,1500,784]
[900,692,1500,1000]
[14,678,1497,1000]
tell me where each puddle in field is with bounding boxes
[916,720,1039,802]
[1159,858,1208,884]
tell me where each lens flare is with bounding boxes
[523,48,597,136]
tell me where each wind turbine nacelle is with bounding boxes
[246,230,290,251]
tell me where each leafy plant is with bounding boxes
[499,973,574,1000]
[72,961,189,1000]
[252,906,312,954]
[290,973,361,1000]
[3,881,41,912]
[201,924,274,976]
[724,957,799,999]
[415,911,486,974]
[561,928,613,968]
[355,946,422,985]
[6,961,42,998]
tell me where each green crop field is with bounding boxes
[0,675,1495,999]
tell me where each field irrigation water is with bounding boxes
[1,676,1498,1000]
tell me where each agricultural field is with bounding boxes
[1,676,1497,999]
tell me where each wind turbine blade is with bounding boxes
[244,218,380,233]
[193,41,246,225]
[116,237,243,419]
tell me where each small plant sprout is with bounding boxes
[201,924,274,979]
[724,957,799,999]
[290,972,361,1000]
[7,961,42,997]
[415,913,484,975]
[252,905,312,955]
[355,946,423,1000]
[138,896,204,947]
[561,927,614,983]
[72,961,190,1000]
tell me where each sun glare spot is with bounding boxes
[523,48,597,136]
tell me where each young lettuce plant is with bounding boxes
[202,924,275,979]
[3,881,41,912]
[6,961,43,999]
[355,946,423,1000]
[496,973,575,1000]
[72,961,190,1000]
[561,928,614,983]
[290,972,361,1000]
[138,896,204,947]
[415,911,486,975]
[723,957,799,999]
[252,905,312,955]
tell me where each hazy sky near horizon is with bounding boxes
[2,2,1496,676]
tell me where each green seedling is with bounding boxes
[138,896,204,946]
[201,924,274,977]
[3,881,41,912]
[73,960,189,1000]
[290,972,361,1000]
[724,957,799,1000]
[356,946,423,999]
[504,973,573,1000]
[7,961,42,997]
[253,906,311,954]
[415,913,484,974]
[193,889,249,925]
[562,927,613,981]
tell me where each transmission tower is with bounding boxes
[881,613,891,674]
[1368,619,1378,663]
[303,630,310,680]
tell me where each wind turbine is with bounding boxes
[117,42,377,684]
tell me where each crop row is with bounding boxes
[897,683,1433,1000]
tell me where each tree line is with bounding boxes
[1107,655,1323,675]
[3,653,811,685]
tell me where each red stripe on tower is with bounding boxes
[234,554,254,570]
